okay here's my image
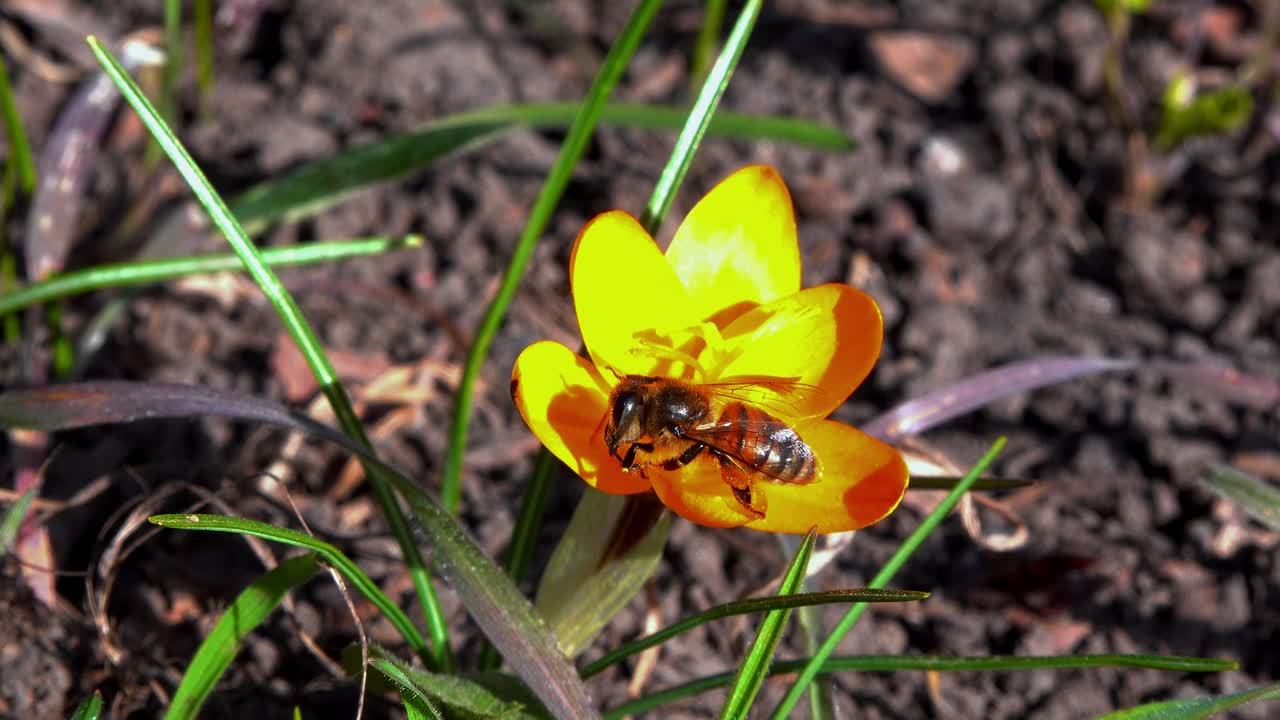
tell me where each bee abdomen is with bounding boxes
[726,404,817,484]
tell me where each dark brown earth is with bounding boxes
[1,1,1278,718]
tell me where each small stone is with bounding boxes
[869,32,976,103]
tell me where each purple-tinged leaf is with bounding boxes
[864,357,1138,440]
[24,41,163,282]
[864,355,1278,442]
[0,381,596,717]
[1151,361,1280,411]
[0,381,365,453]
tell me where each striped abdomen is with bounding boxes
[700,402,817,484]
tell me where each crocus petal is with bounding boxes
[510,340,650,494]
[712,284,883,420]
[747,419,908,534]
[665,165,801,327]
[570,211,697,377]
[646,457,759,529]
[646,419,908,533]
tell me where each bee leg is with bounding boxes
[716,453,766,519]
[660,443,705,471]
[621,442,654,470]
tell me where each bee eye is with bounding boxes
[612,391,639,428]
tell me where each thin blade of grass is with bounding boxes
[1201,464,1280,530]
[439,0,663,514]
[369,660,446,720]
[690,0,729,88]
[226,102,852,238]
[641,0,764,230]
[0,53,37,193]
[0,234,422,316]
[87,35,454,673]
[360,647,545,719]
[164,553,320,720]
[604,654,1238,718]
[580,588,926,679]
[150,514,431,665]
[769,438,1008,718]
[534,490,672,658]
[69,691,105,720]
[0,488,36,554]
[2,164,21,343]
[720,527,815,719]
[0,379,595,713]
[193,0,214,108]
[1095,681,1280,719]
[162,0,182,126]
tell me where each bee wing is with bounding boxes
[681,418,771,456]
[701,376,836,418]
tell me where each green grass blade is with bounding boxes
[0,234,420,316]
[363,648,545,719]
[0,488,36,554]
[164,553,320,720]
[580,588,926,679]
[720,528,815,719]
[1095,681,1280,719]
[193,0,214,107]
[229,119,509,236]
[641,0,763,230]
[152,0,183,167]
[690,0,729,88]
[796,597,835,720]
[1201,464,1280,530]
[2,164,20,343]
[227,102,851,238]
[769,438,1008,718]
[369,660,446,720]
[438,0,664,513]
[150,514,432,666]
[0,53,37,192]
[605,654,1236,718]
[69,691,104,720]
[87,35,454,673]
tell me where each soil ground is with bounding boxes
[1,1,1278,718]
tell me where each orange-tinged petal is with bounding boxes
[646,419,908,533]
[510,340,650,494]
[711,284,883,420]
[646,457,758,529]
[666,166,801,327]
[746,419,908,533]
[570,211,697,377]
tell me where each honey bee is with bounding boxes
[603,375,820,519]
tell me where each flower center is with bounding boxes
[629,321,737,382]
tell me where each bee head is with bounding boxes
[604,376,650,458]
